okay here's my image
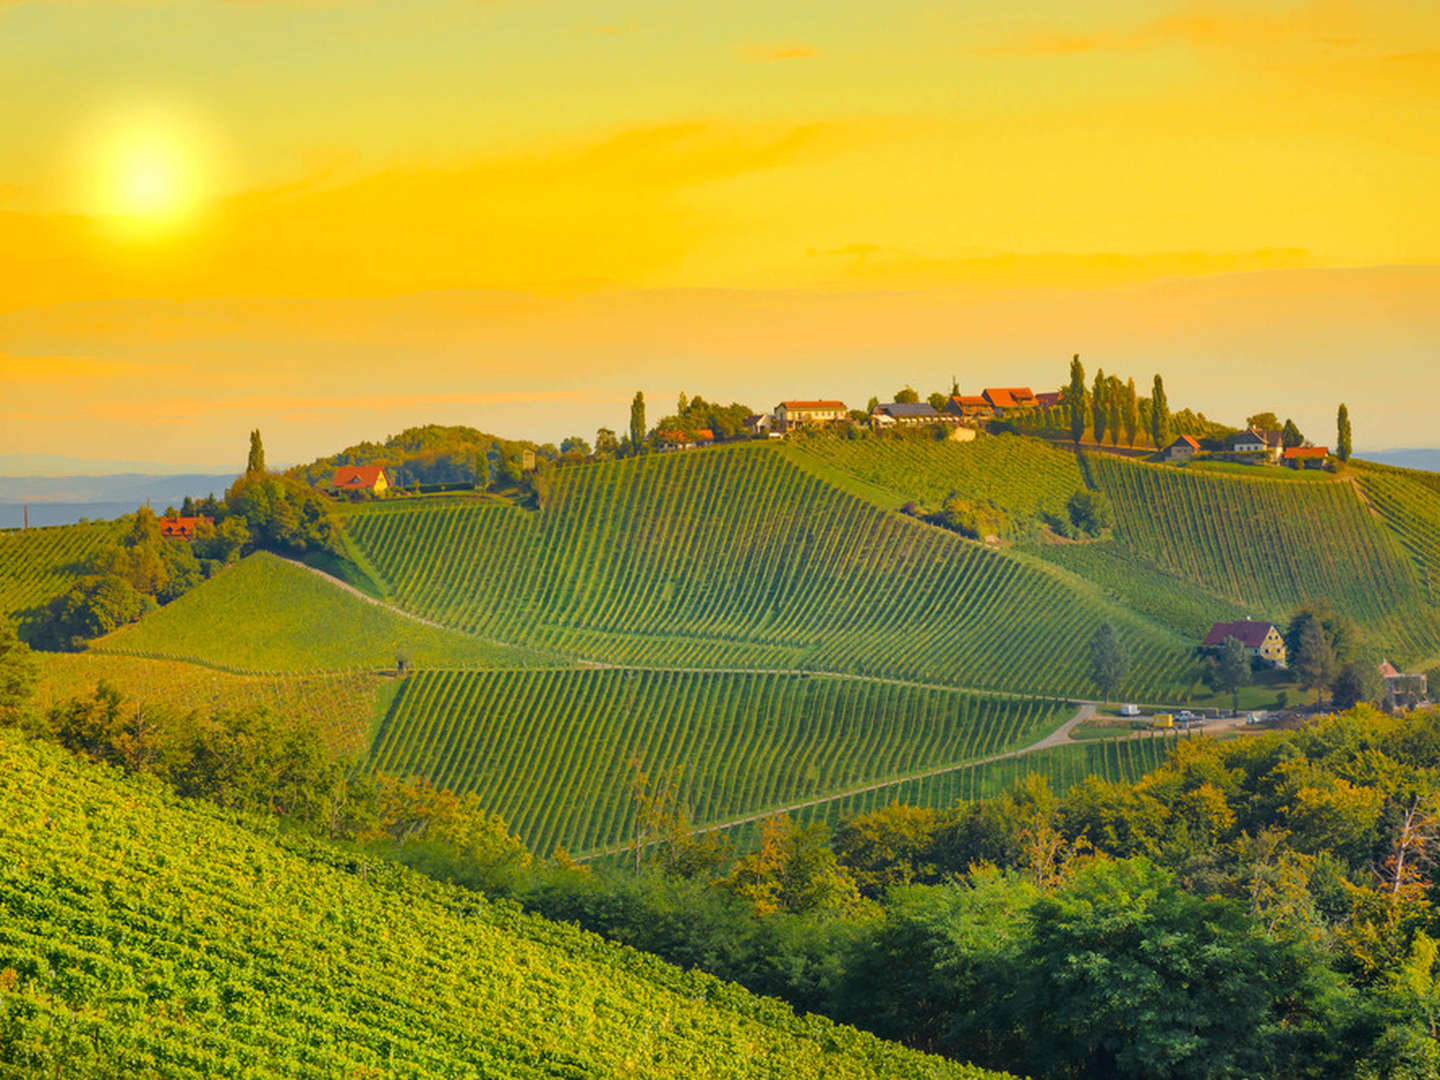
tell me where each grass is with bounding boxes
[0,733,1001,1079]
[94,551,559,673]
[366,667,1073,856]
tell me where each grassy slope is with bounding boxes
[95,551,556,673]
[345,444,1191,698]
[1086,452,1440,663]
[0,735,1003,1080]
[367,668,1072,855]
[32,651,389,754]
[0,521,120,628]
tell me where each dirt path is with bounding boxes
[575,702,1099,861]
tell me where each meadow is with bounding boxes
[95,551,557,673]
[0,733,1002,1080]
[344,445,1191,698]
[367,667,1073,856]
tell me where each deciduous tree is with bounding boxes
[1089,622,1129,701]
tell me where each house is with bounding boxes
[1164,435,1200,462]
[1034,391,1063,409]
[744,413,781,439]
[1202,620,1287,667]
[1283,446,1329,469]
[1379,660,1429,712]
[1229,430,1267,455]
[872,401,941,426]
[981,387,1038,415]
[947,394,994,419]
[774,400,847,431]
[331,464,390,496]
[157,515,213,540]
[1257,430,1285,463]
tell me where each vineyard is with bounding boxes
[783,434,1085,532]
[1085,452,1440,660]
[96,551,557,673]
[366,667,1073,856]
[0,521,119,628]
[1353,461,1440,608]
[344,445,1192,698]
[0,734,1003,1079]
[32,652,389,754]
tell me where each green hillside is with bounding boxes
[367,667,1072,855]
[345,445,1191,698]
[96,551,555,673]
[1352,460,1440,607]
[0,521,120,627]
[0,734,1002,1080]
[1085,452,1440,661]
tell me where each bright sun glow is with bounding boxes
[83,110,213,232]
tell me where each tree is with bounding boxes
[629,392,646,452]
[1336,403,1352,462]
[1332,658,1380,709]
[1089,623,1129,702]
[594,427,620,457]
[559,436,591,458]
[1091,369,1108,445]
[894,386,920,404]
[1067,354,1088,445]
[246,429,266,474]
[676,392,688,416]
[1282,418,1304,449]
[472,449,491,490]
[1123,377,1139,447]
[1067,489,1112,536]
[0,616,37,726]
[1246,411,1280,432]
[1150,374,1171,450]
[1106,375,1123,446]
[1211,636,1252,713]
[865,396,880,414]
[33,575,156,651]
[927,391,948,412]
[1293,617,1337,708]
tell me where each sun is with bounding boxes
[84,110,211,232]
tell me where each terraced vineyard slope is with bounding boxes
[0,734,1005,1080]
[1086,452,1440,662]
[345,445,1190,698]
[367,667,1072,855]
[33,652,390,754]
[784,434,1085,532]
[0,521,120,629]
[96,551,556,673]
[1352,460,1440,610]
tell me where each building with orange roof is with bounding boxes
[331,464,391,495]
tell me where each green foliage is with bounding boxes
[1065,488,1111,536]
[368,667,1070,856]
[1208,635,1252,711]
[0,733,993,1079]
[346,446,1191,696]
[648,392,754,442]
[894,386,920,404]
[97,551,549,673]
[1248,411,1281,431]
[1337,403,1353,462]
[1284,418,1305,448]
[31,574,156,651]
[629,390,646,450]
[247,427,266,473]
[1089,623,1129,701]
[0,521,121,630]
[1091,367,1108,444]
[1067,355,1087,444]
[1150,374,1171,449]
[0,616,37,725]
[1122,377,1139,447]
[226,472,341,555]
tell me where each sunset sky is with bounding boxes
[2,0,1438,466]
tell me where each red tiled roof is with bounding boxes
[1035,392,1062,407]
[982,387,1036,408]
[332,465,388,489]
[158,516,212,538]
[1380,660,1401,678]
[950,395,990,408]
[694,429,715,441]
[780,400,846,410]
[1172,435,1201,450]
[1202,620,1278,649]
[1284,446,1328,459]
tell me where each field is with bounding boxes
[32,651,390,754]
[366,667,1073,855]
[1353,461,1440,606]
[345,445,1191,698]
[0,521,119,629]
[0,733,1002,1080]
[95,551,557,673]
[783,434,1085,531]
[1085,452,1440,661]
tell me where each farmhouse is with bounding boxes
[656,429,715,451]
[1228,430,1266,455]
[947,394,994,419]
[981,387,1038,416]
[872,401,941,426]
[775,400,847,431]
[1284,446,1329,469]
[331,464,391,496]
[1034,391,1062,409]
[744,413,780,438]
[1202,620,1287,666]
[157,515,212,539]
[1164,435,1200,462]
[1379,660,1429,712]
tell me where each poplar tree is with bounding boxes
[1091,369,1108,445]
[246,430,266,474]
[629,392,646,454]
[1123,377,1140,447]
[1067,355,1087,445]
[1337,403,1352,462]
[1106,375,1123,445]
[1150,375,1171,450]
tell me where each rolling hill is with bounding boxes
[0,732,1005,1080]
[0,520,120,629]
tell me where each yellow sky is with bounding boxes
[1,0,1438,462]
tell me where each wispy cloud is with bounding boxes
[741,43,817,62]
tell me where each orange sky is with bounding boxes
[2,0,1438,464]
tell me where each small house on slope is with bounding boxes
[1164,435,1200,463]
[1202,620,1287,667]
[1283,446,1329,470]
[872,401,941,427]
[774,400,847,431]
[331,464,391,496]
[158,515,213,540]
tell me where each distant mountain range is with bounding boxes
[0,473,238,506]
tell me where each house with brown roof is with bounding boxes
[331,464,391,496]
[981,387,1038,415]
[1379,660,1429,711]
[158,515,213,540]
[1164,435,1201,463]
[1203,620,1287,667]
[774,400,847,431]
[1034,391,1063,409]
[947,394,994,419]
[1283,446,1329,469]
